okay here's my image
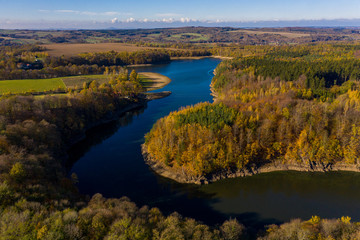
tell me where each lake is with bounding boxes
[69,58,360,229]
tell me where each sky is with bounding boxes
[0,0,360,29]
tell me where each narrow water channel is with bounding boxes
[69,58,360,229]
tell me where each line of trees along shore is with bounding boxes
[0,45,211,80]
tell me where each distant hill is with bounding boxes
[1,26,360,46]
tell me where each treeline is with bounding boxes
[213,57,360,90]
[144,44,360,179]
[71,50,170,66]
[73,49,211,65]
[0,45,211,80]
[0,194,245,240]
[0,46,169,80]
[209,42,360,59]
[260,216,360,240]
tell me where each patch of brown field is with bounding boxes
[0,37,15,40]
[42,43,160,57]
[230,30,310,38]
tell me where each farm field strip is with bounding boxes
[0,75,106,95]
[0,72,166,95]
[0,78,65,95]
[230,29,311,38]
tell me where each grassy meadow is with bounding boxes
[61,74,109,88]
[168,33,209,42]
[0,78,66,95]
[0,75,107,95]
[0,72,167,95]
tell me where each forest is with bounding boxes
[144,43,360,180]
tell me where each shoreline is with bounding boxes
[66,70,172,147]
[128,63,154,67]
[65,72,172,162]
[140,72,171,91]
[67,99,147,148]
[65,91,171,168]
[129,55,229,67]
[170,56,232,61]
[142,144,360,184]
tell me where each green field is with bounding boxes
[61,75,109,88]
[168,33,209,42]
[0,78,66,95]
[0,73,161,95]
[0,75,110,95]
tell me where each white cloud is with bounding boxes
[162,18,175,23]
[55,10,80,14]
[111,18,118,23]
[126,17,136,23]
[180,17,191,23]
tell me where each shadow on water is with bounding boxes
[149,172,281,234]
[66,106,147,171]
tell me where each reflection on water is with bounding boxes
[200,171,360,223]
[69,58,360,230]
[66,106,146,171]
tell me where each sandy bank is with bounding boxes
[140,72,171,91]
[171,56,209,60]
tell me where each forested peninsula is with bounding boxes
[143,43,360,184]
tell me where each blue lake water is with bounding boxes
[70,58,360,229]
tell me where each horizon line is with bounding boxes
[2,18,360,30]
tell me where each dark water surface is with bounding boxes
[70,58,360,229]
